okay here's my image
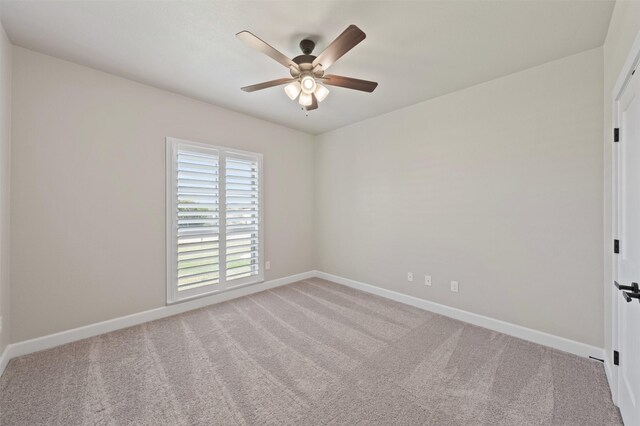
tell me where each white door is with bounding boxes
[615,64,640,426]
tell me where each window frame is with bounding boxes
[166,137,264,304]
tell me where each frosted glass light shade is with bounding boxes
[298,92,313,106]
[300,75,317,94]
[284,81,301,100]
[314,84,330,102]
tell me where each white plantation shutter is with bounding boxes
[176,150,220,292]
[167,138,263,303]
[225,154,260,282]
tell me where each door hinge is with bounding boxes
[614,239,620,254]
[614,350,619,366]
[614,128,619,142]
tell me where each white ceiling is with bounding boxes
[0,0,614,135]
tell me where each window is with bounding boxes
[166,137,263,303]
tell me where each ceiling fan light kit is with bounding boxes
[285,74,329,106]
[237,25,378,112]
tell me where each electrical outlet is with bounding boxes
[425,275,432,286]
[407,272,414,282]
[265,261,271,270]
[450,281,459,293]
[0,316,3,333]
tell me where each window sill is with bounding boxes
[167,278,264,305]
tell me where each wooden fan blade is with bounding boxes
[306,94,318,111]
[320,74,378,92]
[236,31,299,70]
[312,25,366,71]
[241,78,296,92]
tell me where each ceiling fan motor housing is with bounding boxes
[291,40,324,77]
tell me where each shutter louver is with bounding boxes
[225,155,260,281]
[176,150,220,291]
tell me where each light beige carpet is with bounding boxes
[0,278,622,425]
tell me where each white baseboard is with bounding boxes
[604,354,618,405]
[315,271,605,361]
[0,270,315,377]
[0,345,10,378]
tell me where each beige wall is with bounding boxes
[10,47,315,342]
[0,19,11,353]
[603,1,640,361]
[316,48,604,347]
[7,36,612,349]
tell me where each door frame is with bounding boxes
[611,28,640,406]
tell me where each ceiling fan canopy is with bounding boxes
[236,25,378,112]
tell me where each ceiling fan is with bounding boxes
[236,25,378,112]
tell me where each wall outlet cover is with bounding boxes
[451,281,459,293]
[425,275,432,286]
[407,272,414,282]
